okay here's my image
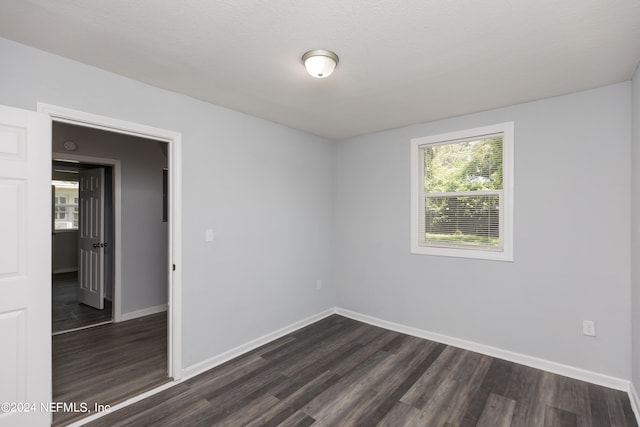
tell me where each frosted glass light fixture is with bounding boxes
[302,49,339,78]
[63,141,78,151]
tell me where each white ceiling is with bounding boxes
[1,1,639,140]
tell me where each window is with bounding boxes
[55,206,67,220]
[52,180,79,230]
[410,122,513,261]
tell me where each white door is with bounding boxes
[78,168,105,310]
[0,105,51,426]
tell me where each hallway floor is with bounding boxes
[52,272,112,334]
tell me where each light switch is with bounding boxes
[205,229,214,242]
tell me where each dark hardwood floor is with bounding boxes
[84,314,637,426]
[53,312,169,426]
[52,272,112,334]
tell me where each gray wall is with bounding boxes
[53,123,167,315]
[0,37,335,368]
[1,35,636,383]
[334,83,632,379]
[52,230,78,273]
[632,64,640,391]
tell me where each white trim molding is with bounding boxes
[38,103,177,142]
[182,309,336,380]
[335,307,630,392]
[120,304,168,322]
[630,383,640,424]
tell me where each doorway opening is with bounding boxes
[40,102,182,425]
[52,160,115,334]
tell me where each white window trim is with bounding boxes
[410,122,514,261]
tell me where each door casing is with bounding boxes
[41,103,182,380]
[53,155,120,319]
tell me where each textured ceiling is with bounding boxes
[0,0,639,139]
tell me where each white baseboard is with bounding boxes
[335,307,630,392]
[182,308,336,380]
[53,267,78,274]
[630,383,640,424]
[120,304,167,321]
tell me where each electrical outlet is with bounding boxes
[582,320,596,337]
[316,280,322,290]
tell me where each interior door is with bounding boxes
[78,168,105,309]
[0,105,51,426]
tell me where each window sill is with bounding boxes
[410,244,513,262]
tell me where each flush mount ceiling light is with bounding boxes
[63,141,78,151]
[302,49,339,78]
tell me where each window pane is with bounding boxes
[52,180,79,230]
[425,194,501,248]
[424,136,503,193]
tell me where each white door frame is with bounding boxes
[53,153,120,318]
[40,103,182,380]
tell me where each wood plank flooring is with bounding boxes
[84,315,637,426]
[52,272,112,333]
[53,312,169,426]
